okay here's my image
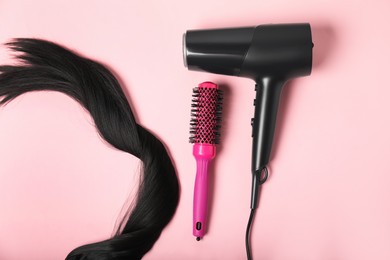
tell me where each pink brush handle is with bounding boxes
[193,144,216,240]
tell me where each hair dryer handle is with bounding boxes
[250,77,285,208]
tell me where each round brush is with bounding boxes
[189,81,223,241]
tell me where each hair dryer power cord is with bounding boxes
[246,166,268,260]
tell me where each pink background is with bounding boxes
[1,0,390,259]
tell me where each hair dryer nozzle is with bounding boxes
[183,27,256,76]
[182,33,188,68]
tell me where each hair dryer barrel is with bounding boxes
[183,23,312,80]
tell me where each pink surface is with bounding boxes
[1,0,390,259]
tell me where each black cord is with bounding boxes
[245,208,255,260]
[246,166,268,260]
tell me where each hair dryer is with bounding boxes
[183,23,313,209]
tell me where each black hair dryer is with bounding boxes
[183,23,313,209]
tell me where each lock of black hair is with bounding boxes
[0,38,180,260]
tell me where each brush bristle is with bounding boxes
[189,85,223,144]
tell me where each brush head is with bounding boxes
[189,82,223,145]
